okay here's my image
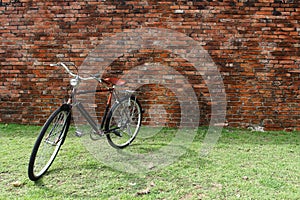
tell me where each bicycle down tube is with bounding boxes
[72,87,114,134]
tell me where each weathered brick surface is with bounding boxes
[0,0,299,130]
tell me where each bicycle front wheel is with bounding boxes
[28,105,71,181]
[106,96,142,148]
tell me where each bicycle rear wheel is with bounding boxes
[28,105,71,181]
[106,96,142,148]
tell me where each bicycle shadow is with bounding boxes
[31,142,210,199]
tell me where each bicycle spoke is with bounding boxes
[106,96,142,148]
[28,108,71,181]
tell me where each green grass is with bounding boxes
[0,124,299,199]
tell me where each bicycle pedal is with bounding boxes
[113,130,122,137]
[75,130,84,137]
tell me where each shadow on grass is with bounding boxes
[32,178,101,199]
[31,150,211,199]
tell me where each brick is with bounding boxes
[0,1,299,130]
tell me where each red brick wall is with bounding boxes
[1,0,299,130]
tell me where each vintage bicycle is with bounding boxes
[28,62,142,181]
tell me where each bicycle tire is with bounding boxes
[28,104,71,181]
[105,96,142,149]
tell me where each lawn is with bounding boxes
[0,123,299,199]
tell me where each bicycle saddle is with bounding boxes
[103,77,126,86]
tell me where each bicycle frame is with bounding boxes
[50,62,133,137]
[68,85,116,136]
[28,62,142,181]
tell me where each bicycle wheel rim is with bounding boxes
[30,109,70,179]
[106,97,142,148]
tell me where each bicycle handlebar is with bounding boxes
[50,62,96,81]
